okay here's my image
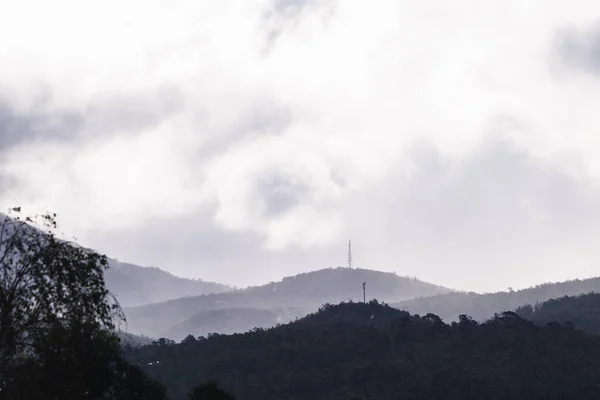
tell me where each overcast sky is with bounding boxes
[1,0,600,292]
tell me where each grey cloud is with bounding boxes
[0,83,185,155]
[256,173,311,217]
[0,99,84,153]
[198,101,292,157]
[0,172,16,195]
[345,136,600,291]
[555,23,600,76]
[261,0,337,55]
[83,210,343,288]
[273,0,318,16]
[82,136,600,293]
[84,83,185,135]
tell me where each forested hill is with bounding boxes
[124,301,600,400]
[393,276,600,323]
[516,292,600,336]
[123,267,452,337]
[104,259,231,307]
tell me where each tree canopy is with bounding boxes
[125,300,600,400]
[0,208,168,399]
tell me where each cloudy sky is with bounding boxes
[1,0,600,292]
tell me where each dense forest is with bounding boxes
[125,300,600,400]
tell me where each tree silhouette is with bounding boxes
[0,208,167,399]
[189,381,235,400]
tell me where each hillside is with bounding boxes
[393,277,600,323]
[124,301,600,400]
[104,259,231,307]
[516,292,600,336]
[123,267,452,337]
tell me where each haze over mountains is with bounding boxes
[105,259,231,307]
[9,212,600,343]
[122,267,452,339]
[393,277,600,323]
[110,259,600,342]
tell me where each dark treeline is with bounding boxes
[125,300,600,400]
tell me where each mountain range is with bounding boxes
[392,276,600,323]
[121,267,452,339]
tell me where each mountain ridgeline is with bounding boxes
[393,276,600,323]
[104,259,232,307]
[122,267,452,339]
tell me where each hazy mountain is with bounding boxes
[162,307,306,341]
[124,267,452,337]
[104,259,232,307]
[0,212,232,307]
[393,277,600,322]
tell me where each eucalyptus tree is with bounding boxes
[0,207,124,395]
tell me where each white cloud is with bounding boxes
[2,0,600,290]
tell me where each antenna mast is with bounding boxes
[362,282,366,303]
[347,240,353,269]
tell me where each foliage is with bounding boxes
[188,381,235,400]
[125,301,600,400]
[0,208,168,399]
[3,319,168,399]
[0,208,122,369]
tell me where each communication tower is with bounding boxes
[347,240,353,269]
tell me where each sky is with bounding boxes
[1,0,600,293]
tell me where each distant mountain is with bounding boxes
[0,212,232,308]
[104,259,232,307]
[516,292,600,336]
[393,277,600,322]
[123,267,452,338]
